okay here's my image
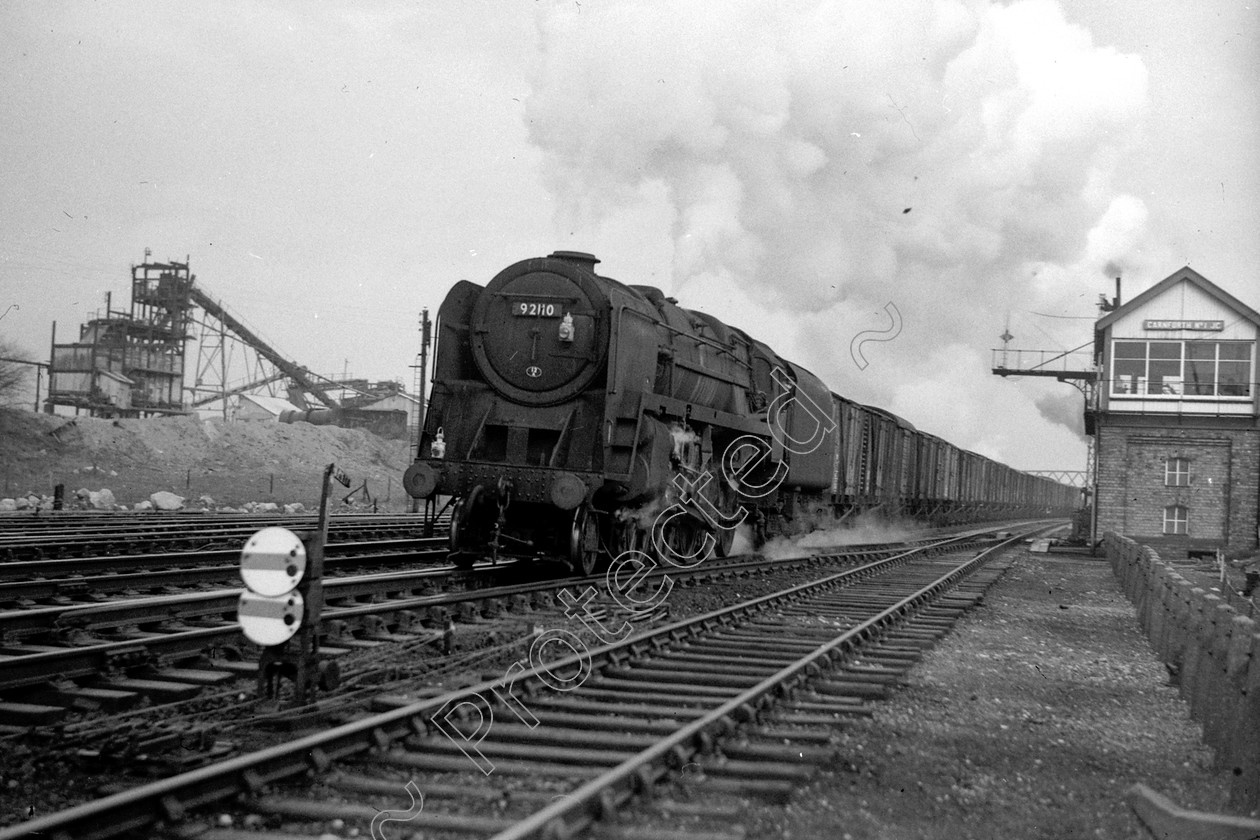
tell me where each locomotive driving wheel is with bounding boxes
[660,514,707,564]
[568,504,600,576]
[610,510,647,560]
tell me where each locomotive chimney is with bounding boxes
[549,250,600,271]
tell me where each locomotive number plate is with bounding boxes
[512,300,562,317]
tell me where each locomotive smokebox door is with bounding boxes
[468,254,610,406]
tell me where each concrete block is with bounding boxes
[1228,631,1260,812]
[1128,783,1260,840]
[1179,590,1207,707]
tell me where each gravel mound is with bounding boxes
[0,408,413,510]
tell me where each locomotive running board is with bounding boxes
[638,392,770,437]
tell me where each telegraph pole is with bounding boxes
[409,309,432,513]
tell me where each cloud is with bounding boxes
[528,0,1147,307]
[525,0,1149,466]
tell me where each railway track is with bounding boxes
[0,512,447,562]
[0,525,1051,840]
[0,538,917,704]
[0,536,449,603]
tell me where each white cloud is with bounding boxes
[526,0,1153,468]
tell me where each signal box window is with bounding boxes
[1112,340,1253,397]
[1164,457,1190,487]
[1163,505,1188,535]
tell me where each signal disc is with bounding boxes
[237,589,304,646]
[240,526,306,596]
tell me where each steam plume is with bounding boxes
[526,0,1150,467]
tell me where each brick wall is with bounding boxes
[1097,422,1259,555]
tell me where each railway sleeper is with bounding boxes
[697,755,815,782]
[781,692,874,712]
[808,679,894,700]
[683,774,796,803]
[698,632,832,652]
[0,700,67,726]
[521,695,711,720]
[657,650,799,669]
[146,666,236,686]
[751,723,842,743]
[426,720,667,753]
[93,677,203,703]
[838,663,908,682]
[851,648,922,665]
[374,747,602,778]
[245,796,516,836]
[516,710,692,735]
[766,616,868,633]
[593,821,748,840]
[770,706,872,726]
[583,674,746,696]
[326,772,510,804]
[207,659,260,676]
[606,662,780,684]
[27,684,141,713]
[405,733,640,766]
[539,685,730,708]
[718,737,839,765]
[882,628,945,643]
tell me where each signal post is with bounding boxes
[237,463,348,706]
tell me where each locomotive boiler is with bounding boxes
[404,251,1077,573]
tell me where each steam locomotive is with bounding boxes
[404,251,1076,573]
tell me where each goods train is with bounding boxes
[404,251,1077,573]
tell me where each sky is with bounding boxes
[1,0,1256,473]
